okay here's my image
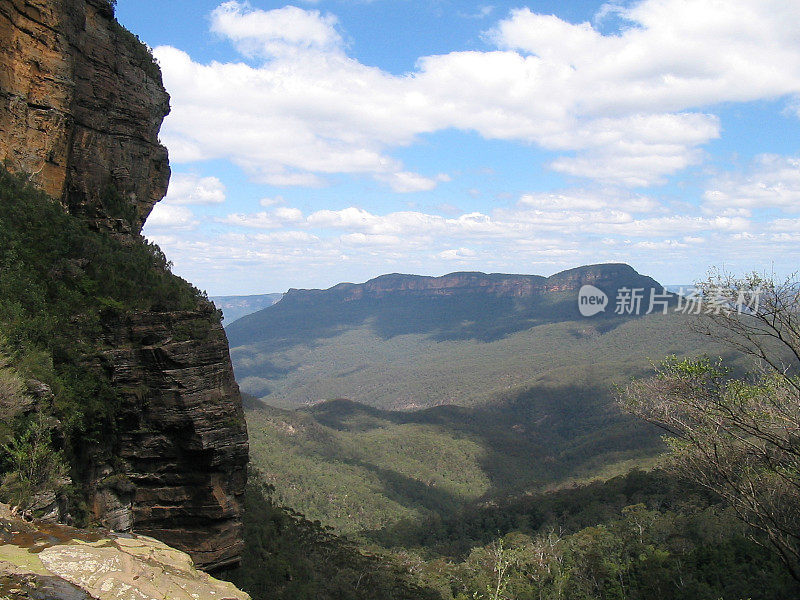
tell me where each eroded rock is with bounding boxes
[0,0,170,234]
[0,0,248,570]
[0,504,250,600]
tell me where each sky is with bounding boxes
[116,0,800,295]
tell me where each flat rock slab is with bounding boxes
[0,504,250,600]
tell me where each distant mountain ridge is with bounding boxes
[211,293,283,325]
[225,263,686,410]
[227,263,664,349]
[281,263,660,303]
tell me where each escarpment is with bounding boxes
[0,0,248,571]
[0,0,170,234]
[278,263,661,304]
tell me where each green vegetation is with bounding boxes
[234,266,800,598]
[0,164,202,517]
[230,468,799,600]
[620,272,800,580]
[246,398,492,534]
[403,470,800,600]
[245,394,664,536]
[225,475,440,600]
[0,409,69,510]
[230,310,738,411]
[110,21,163,86]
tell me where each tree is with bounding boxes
[0,411,68,510]
[618,271,800,580]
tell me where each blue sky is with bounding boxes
[117,0,800,295]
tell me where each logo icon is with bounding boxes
[578,285,608,317]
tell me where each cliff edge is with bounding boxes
[0,503,251,599]
[0,0,248,571]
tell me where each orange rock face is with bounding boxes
[0,0,248,571]
[0,0,170,233]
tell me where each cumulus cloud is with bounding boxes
[376,171,450,193]
[259,196,285,207]
[217,187,751,244]
[210,2,342,57]
[220,207,303,229]
[146,204,198,230]
[165,173,227,205]
[148,183,800,293]
[439,247,478,260]
[154,0,800,190]
[518,190,661,213]
[703,155,800,212]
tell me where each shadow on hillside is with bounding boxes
[362,469,713,557]
[227,291,637,356]
[306,380,665,494]
[340,457,467,516]
[224,475,441,600]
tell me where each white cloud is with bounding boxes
[149,186,800,293]
[253,231,319,244]
[145,204,198,230]
[518,190,661,213]
[155,0,800,190]
[340,233,405,247]
[220,208,302,229]
[210,2,342,58]
[165,173,226,205]
[259,196,285,207]
[217,187,751,245]
[703,155,800,212]
[376,171,449,193]
[770,218,800,232]
[439,247,478,260]
[489,4,800,112]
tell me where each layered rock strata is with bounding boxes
[0,0,248,570]
[0,0,170,234]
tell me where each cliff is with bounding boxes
[0,0,169,234]
[96,306,248,570]
[0,0,247,572]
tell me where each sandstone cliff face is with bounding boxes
[0,0,248,571]
[0,0,170,233]
[96,304,248,570]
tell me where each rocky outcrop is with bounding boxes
[97,304,248,570]
[0,0,248,572]
[0,503,251,600]
[545,263,661,292]
[0,0,170,234]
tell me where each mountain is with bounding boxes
[211,293,284,325]
[230,264,734,538]
[226,263,701,410]
[0,0,246,570]
[228,263,661,349]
